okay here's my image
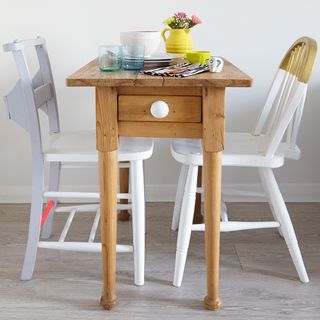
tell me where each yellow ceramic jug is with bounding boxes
[161,28,194,54]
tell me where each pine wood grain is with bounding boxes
[202,87,225,310]
[203,151,223,310]
[96,87,118,152]
[99,150,119,310]
[96,87,119,309]
[118,121,203,138]
[66,57,252,312]
[66,58,252,88]
[202,87,225,152]
[118,95,202,123]
[117,87,202,96]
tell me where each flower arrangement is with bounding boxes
[163,12,202,29]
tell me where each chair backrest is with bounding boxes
[3,37,60,158]
[252,37,317,158]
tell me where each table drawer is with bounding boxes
[118,95,202,123]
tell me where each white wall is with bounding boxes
[0,0,319,202]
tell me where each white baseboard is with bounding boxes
[222,183,320,202]
[146,183,320,202]
[0,185,99,204]
[0,183,320,203]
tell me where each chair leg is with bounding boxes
[171,164,188,231]
[193,166,203,224]
[259,168,309,283]
[173,165,198,287]
[130,160,145,286]
[258,168,283,238]
[41,162,61,239]
[21,163,44,280]
[221,200,228,222]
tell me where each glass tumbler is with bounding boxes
[99,45,122,71]
[122,45,145,70]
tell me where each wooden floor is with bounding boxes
[0,202,319,319]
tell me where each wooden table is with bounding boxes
[66,59,252,310]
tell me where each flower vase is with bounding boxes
[161,28,194,55]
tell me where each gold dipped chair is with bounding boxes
[170,37,317,287]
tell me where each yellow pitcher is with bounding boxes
[161,28,194,54]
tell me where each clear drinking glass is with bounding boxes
[99,45,122,71]
[122,45,145,70]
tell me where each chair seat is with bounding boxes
[171,133,285,168]
[44,131,153,162]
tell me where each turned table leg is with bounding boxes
[96,87,119,310]
[118,162,130,221]
[202,87,225,310]
[203,151,222,310]
[99,150,119,309]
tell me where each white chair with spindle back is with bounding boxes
[3,37,153,286]
[170,37,317,287]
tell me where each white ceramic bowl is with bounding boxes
[120,31,161,57]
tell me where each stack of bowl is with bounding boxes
[120,31,161,57]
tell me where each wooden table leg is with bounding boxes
[202,87,225,310]
[99,151,119,310]
[96,87,119,310]
[118,162,130,221]
[193,167,203,224]
[203,151,222,310]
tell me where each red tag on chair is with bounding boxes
[40,200,55,228]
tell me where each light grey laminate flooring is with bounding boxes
[0,202,319,319]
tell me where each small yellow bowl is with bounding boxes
[186,51,212,65]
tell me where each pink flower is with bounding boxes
[176,11,187,18]
[191,15,202,24]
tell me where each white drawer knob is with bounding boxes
[150,100,169,119]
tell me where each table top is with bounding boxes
[66,58,253,88]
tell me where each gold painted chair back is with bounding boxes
[253,37,317,157]
[279,36,317,84]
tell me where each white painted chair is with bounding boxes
[170,37,317,287]
[3,37,153,286]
